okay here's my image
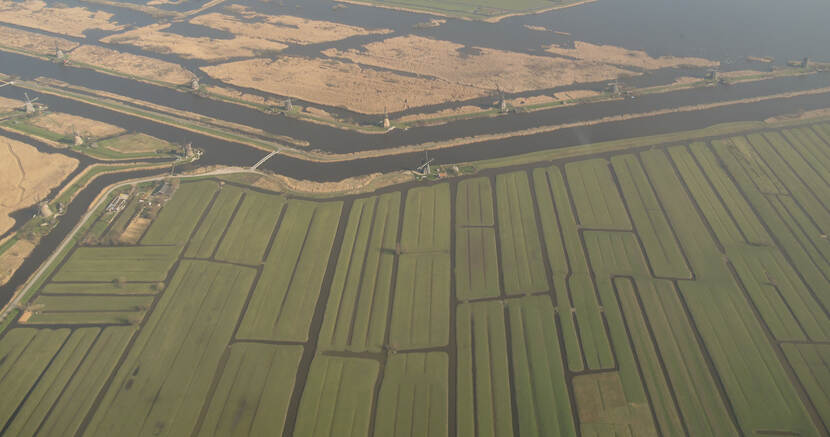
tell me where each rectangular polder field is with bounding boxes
[293,355,379,437]
[614,278,685,436]
[456,301,514,437]
[374,352,448,437]
[0,327,98,434]
[783,343,830,428]
[565,158,631,230]
[237,200,342,342]
[456,177,494,227]
[640,148,728,278]
[23,295,154,325]
[679,280,819,436]
[669,145,746,247]
[184,185,244,259]
[455,227,500,300]
[214,190,285,265]
[4,326,136,437]
[531,166,584,371]
[505,296,576,437]
[573,371,657,435]
[748,132,830,227]
[762,132,830,220]
[198,343,303,437]
[31,295,154,312]
[688,142,771,246]
[722,136,787,195]
[727,245,830,341]
[456,177,501,300]
[84,260,256,437]
[495,171,548,294]
[400,183,450,252]
[318,193,400,353]
[610,154,691,279]
[632,279,740,437]
[0,328,71,428]
[24,312,147,325]
[50,245,180,282]
[389,253,450,349]
[141,181,218,245]
[40,282,160,295]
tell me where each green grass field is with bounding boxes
[51,245,180,282]
[2,120,830,436]
[318,193,400,353]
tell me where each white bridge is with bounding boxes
[251,150,278,169]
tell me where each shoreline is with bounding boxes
[332,0,598,22]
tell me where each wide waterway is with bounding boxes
[2,51,829,154]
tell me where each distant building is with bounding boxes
[106,193,130,212]
[39,202,52,218]
[156,182,174,197]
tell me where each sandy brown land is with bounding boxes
[323,35,634,94]
[191,11,391,45]
[764,107,830,124]
[201,57,486,114]
[0,0,124,38]
[0,239,34,286]
[0,136,78,235]
[552,90,601,101]
[29,112,125,138]
[508,95,558,106]
[0,96,22,112]
[0,25,78,56]
[546,41,717,70]
[669,76,702,86]
[252,170,412,196]
[720,69,765,78]
[102,12,388,61]
[119,217,150,243]
[68,45,194,84]
[523,24,548,32]
[102,23,288,61]
[398,105,484,123]
[205,85,286,107]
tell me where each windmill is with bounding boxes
[285,98,293,112]
[0,79,14,89]
[23,92,38,114]
[382,106,391,129]
[417,151,434,177]
[190,76,200,91]
[54,42,65,61]
[496,84,508,113]
[72,126,84,146]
